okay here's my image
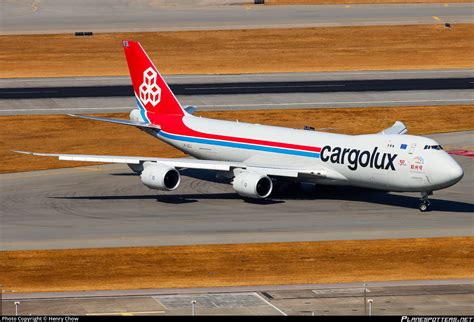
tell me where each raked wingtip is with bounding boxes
[13,150,33,155]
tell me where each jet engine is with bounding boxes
[129,109,142,122]
[232,171,273,199]
[140,162,180,191]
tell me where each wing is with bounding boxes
[379,121,407,135]
[68,114,161,129]
[14,151,346,181]
[15,151,235,171]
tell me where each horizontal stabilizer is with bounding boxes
[68,114,161,129]
[379,121,407,135]
[184,105,197,114]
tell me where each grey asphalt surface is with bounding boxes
[1,70,473,115]
[2,90,472,115]
[2,78,472,99]
[1,1,473,35]
[1,131,472,251]
[3,70,474,87]
[2,280,473,316]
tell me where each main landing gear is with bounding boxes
[419,191,432,212]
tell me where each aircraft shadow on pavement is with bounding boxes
[53,186,473,211]
[109,172,140,176]
[312,186,474,213]
[57,168,473,211]
[53,193,284,205]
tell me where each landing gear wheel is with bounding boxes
[419,192,432,212]
[419,201,431,212]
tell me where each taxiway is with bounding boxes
[2,2,473,35]
[1,70,472,115]
[1,132,472,251]
[2,279,473,316]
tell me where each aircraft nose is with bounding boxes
[444,159,464,185]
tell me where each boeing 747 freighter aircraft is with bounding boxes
[17,41,464,211]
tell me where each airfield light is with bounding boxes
[363,283,367,315]
[14,301,20,316]
[191,300,197,316]
[368,299,374,316]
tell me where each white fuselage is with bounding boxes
[144,113,463,193]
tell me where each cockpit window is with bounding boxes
[424,145,443,150]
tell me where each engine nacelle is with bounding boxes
[232,171,273,199]
[140,162,180,191]
[129,109,142,122]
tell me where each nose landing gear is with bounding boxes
[419,191,432,212]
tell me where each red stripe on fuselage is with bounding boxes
[148,113,322,153]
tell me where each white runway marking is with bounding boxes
[198,98,474,108]
[0,106,133,112]
[254,292,287,316]
[0,90,58,94]
[185,84,346,90]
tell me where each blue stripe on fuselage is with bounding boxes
[157,131,321,158]
[135,95,150,124]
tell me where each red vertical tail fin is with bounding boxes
[122,40,184,121]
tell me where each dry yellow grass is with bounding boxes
[267,0,473,4]
[1,24,473,78]
[0,237,472,293]
[1,105,473,173]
